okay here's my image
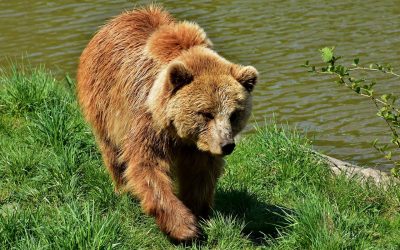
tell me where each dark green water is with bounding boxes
[1,0,399,170]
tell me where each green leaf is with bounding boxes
[370,81,376,88]
[364,89,373,96]
[336,79,344,85]
[353,58,359,66]
[355,79,365,84]
[301,61,310,67]
[385,151,392,160]
[320,47,334,63]
[391,167,399,177]
[391,95,397,104]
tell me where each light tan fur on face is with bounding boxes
[149,47,256,155]
[77,4,258,242]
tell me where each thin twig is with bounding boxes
[314,69,400,113]
[348,67,400,77]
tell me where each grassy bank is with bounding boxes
[0,67,399,249]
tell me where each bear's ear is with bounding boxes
[168,62,193,92]
[232,66,258,92]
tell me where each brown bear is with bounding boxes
[77,5,258,241]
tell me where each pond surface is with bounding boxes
[1,0,399,170]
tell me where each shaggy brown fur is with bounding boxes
[77,5,258,241]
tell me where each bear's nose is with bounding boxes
[221,142,236,155]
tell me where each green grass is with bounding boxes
[0,66,399,249]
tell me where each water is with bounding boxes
[1,0,399,170]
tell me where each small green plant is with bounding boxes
[303,47,400,176]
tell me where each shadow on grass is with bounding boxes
[214,189,294,245]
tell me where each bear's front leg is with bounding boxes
[124,158,198,241]
[178,158,224,219]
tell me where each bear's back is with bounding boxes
[76,5,212,146]
[77,6,174,109]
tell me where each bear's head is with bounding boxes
[148,47,258,156]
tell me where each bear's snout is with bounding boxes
[221,141,235,155]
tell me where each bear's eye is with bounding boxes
[198,111,214,121]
